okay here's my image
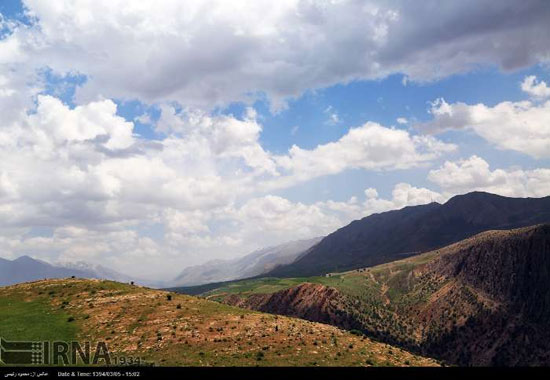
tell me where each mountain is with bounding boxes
[55,261,159,286]
[0,255,95,286]
[0,278,438,367]
[206,224,550,366]
[0,256,155,287]
[267,192,550,277]
[172,237,322,287]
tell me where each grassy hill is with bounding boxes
[202,225,550,366]
[0,278,437,367]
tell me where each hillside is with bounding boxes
[172,237,322,287]
[204,224,550,366]
[267,192,550,277]
[0,278,437,367]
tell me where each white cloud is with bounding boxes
[30,95,134,150]
[428,155,550,198]
[396,117,408,124]
[390,182,442,206]
[0,0,546,109]
[154,108,455,191]
[220,182,444,252]
[521,75,550,98]
[0,179,446,278]
[1,0,549,278]
[324,106,341,126]
[270,122,456,188]
[156,105,278,176]
[419,97,550,159]
[322,182,443,222]
[364,188,378,199]
[0,87,455,277]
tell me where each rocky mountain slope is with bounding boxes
[267,192,550,277]
[172,237,322,286]
[208,224,550,366]
[0,278,438,367]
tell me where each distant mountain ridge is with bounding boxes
[0,256,154,287]
[0,256,92,286]
[172,237,322,287]
[55,261,145,284]
[267,192,550,277]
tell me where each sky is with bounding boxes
[0,0,549,279]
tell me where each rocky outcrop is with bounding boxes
[224,283,360,330]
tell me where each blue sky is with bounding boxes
[0,0,549,278]
[38,54,550,204]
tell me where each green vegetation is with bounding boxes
[0,278,438,367]
[204,277,326,299]
[0,293,78,342]
[203,249,444,303]
[201,247,483,353]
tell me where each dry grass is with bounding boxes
[1,278,439,367]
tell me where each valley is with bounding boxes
[197,224,550,366]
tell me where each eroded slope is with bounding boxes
[0,279,437,367]
[210,225,550,366]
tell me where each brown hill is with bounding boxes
[216,224,550,366]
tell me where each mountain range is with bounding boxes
[267,192,550,277]
[0,238,322,289]
[5,192,550,291]
[0,256,157,287]
[172,237,322,287]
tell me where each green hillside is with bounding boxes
[0,278,437,367]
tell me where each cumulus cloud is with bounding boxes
[0,0,546,109]
[428,155,550,198]
[220,182,445,251]
[270,122,456,188]
[1,0,549,277]
[0,180,444,278]
[521,75,550,98]
[153,108,455,191]
[155,105,278,176]
[0,88,454,276]
[419,96,550,158]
